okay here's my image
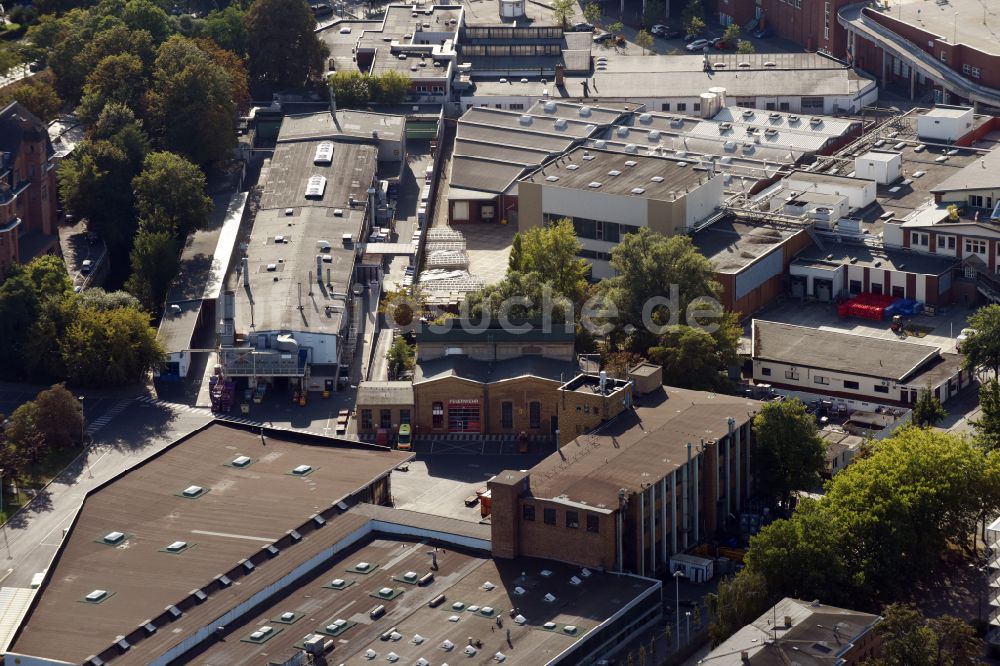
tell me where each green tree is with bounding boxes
[0,75,63,123]
[508,232,523,273]
[125,227,181,312]
[90,103,152,165]
[973,378,1000,451]
[681,0,702,28]
[583,2,601,27]
[201,5,247,55]
[386,336,415,380]
[607,20,623,37]
[76,288,142,311]
[963,304,1000,377]
[551,0,575,27]
[32,384,85,449]
[635,29,654,55]
[371,71,411,104]
[132,151,211,235]
[58,140,137,252]
[516,218,590,302]
[753,398,826,502]
[599,229,722,343]
[328,70,371,108]
[245,0,328,86]
[927,615,982,666]
[705,569,771,646]
[122,0,171,43]
[77,53,149,122]
[686,15,705,36]
[466,270,573,324]
[722,22,740,45]
[736,39,755,54]
[872,604,981,666]
[912,386,946,427]
[0,256,71,380]
[4,401,50,465]
[60,304,165,386]
[648,326,725,389]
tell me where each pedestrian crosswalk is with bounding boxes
[84,399,131,436]
[134,395,210,415]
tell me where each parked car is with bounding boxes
[652,24,681,38]
[957,328,977,350]
[714,39,732,50]
[593,31,613,44]
[570,21,595,32]
[311,3,332,16]
[81,259,93,275]
[753,27,774,38]
[686,38,710,51]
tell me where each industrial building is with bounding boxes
[217,112,389,393]
[5,422,662,666]
[700,597,882,665]
[751,320,969,409]
[489,386,762,577]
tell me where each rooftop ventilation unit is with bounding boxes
[280,612,296,622]
[718,122,732,131]
[607,169,621,177]
[676,160,688,167]
[648,130,661,141]
[166,541,187,552]
[103,531,125,544]
[232,455,251,467]
[738,61,751,68]
[305,175,327,198]
[292,464,313,475]
[554,118,568,129]
[769,112,781,120]
[676,150,687,158]
[520,77,528,83]
[566,164,579,170]
[167,605,182,618]
[624,144,637,153]
[764,128,778,136]
[594,139,607,149]
[545,175,559,182]
[650,175,665,183]
[519,115,532,125]
[763,61,776,67]
[588,181,602,188]
[86,590,108,602]
[193,590,207,602]
[670,117,684,127]
[182,485,204,497]
[579,106,592,117]
[639,113,652,124]
[788,115,800,123]
[631,187,645,195]
[543,101,556,112]
[624,160,637,167]
[810,117,822,125]
[313,142,334,165]
[582,153,595,160]
[617,126,630,138]
[543,593,557,602]
[742,109,754,117]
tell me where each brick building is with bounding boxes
[489,386,762,577]
[714,0,854,57]
[0,102,60,276]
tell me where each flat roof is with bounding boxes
[157,192,247,352]
[449,155,528,194]
[193,538,659,665]
[520,146,709,200]
[356,380,415,405]
[694,219,806,274]
[930,146,1000,194]
[791,242,957,276]
[10,422,410,665]
[467,52,875,101]
[713,106,858,138]
[526,387,762,508]
[414,355,578,384]
[877,0,998,55]
[702,597,880,665]
[277,110,405,144]
[752,320,942,382]
[259,138,377,211]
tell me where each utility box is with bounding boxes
[855,150,901,185]
[916,105,974,143]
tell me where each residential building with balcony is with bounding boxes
[0,102,60,276]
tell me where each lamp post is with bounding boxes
[0,468,9,559]
[673,569,685,650]
[79,396,92,479]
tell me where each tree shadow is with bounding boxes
[5,486,54,530]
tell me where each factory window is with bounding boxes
[780,102,790,111]
[761,367,771,376]
[432,402,444,428]
[361,409,373,430]
[523,504,535,521]
[844,380,860,390]
[501,401,514,428]
[939,235,956,250]
[543,508,556,525]
[399,409,411,425]
[801,96,824,111]
[693,103,701,112]
[587,514,600,533]
[784,368,799,380]
[566,511,579,529]
[814,375,829,385]
[874,384,889,393]
[966,239,987,255]
[452,201,469,221]
[509,103,524,110]
[677,103,687,112]
[380,409,392,429]
[969,195,984,208]
[529,401,541,428]
[849,280,862,294]
[661,103,671,112]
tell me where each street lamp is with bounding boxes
[79,396,92,479]
[673,569,685,649]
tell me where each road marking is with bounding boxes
[190,529,275,542]
[0,569,12,585]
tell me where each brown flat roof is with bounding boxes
[11,422,410,665]
[194,538,658,665]
[528,387,762,508]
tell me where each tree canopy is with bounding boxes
[245,0,327,86]
[753,398,826,501]
[132,151,212,236]
[872,604,981,666]
[510,219,590,303]
[973,378,1000,451]
[963,304,1000,377]
[912,386,947,427]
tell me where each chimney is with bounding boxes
[554,64,565,86]
[740,651,749,663]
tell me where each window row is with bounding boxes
[465,27,562,39]
[462,44,562,56]
[360,408,411,429]
[523,504,599,532]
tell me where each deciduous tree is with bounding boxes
[125,227,181,312]
[912,386,946,427]
[752,398,826,501]
[963,304,1000,377]
[245,0,328,86]
[516,218,590,302]
[635,29,654,55]
[0,75,63,122]
[32,384,84,449]
[736,39,754,54]
[973,378,1000,451]
[551,0,575,26]
[329,70,371,107]
[132,151,211,235]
